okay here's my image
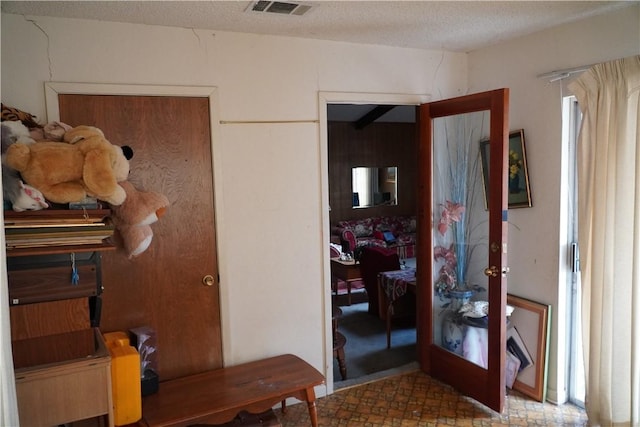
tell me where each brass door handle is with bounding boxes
[202,275,215,287]
[484,266,499,277]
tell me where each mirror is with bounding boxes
[351,167,398,208]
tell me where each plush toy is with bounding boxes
[9,181,49,212]
[4,125,132,206]
[109,181,169,258]
[1,103,42,129]
[1,121,48,211]
[29,121,73,142]
[1,103,72,142]
[1,120,35,152]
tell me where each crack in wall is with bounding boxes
[433,50,445,99]
[191,27,202,45]
[23,16,53,81]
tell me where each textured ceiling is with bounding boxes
[2,1,632,123]
[1,1,632,52]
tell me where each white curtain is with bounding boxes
[569,55,640,426]
[0,188,19,424]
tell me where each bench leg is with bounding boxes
[307,400,319,427]
[303,387,319,427]
[281,399,287,414]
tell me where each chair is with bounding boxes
[340,229,356,254]
[332,306,347,380]
[329,244,341,258]
[330,244,342,298]
[358,246,401,316]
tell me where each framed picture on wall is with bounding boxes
[480,129,533,208]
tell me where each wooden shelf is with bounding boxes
[4,209,115,257]
[6,241,115,257]
[3,208,110,223]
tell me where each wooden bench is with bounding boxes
[141,354,325,427]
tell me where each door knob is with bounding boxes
[202,275,215,287]
[484,266,499,277]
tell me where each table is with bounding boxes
[379,267,417,348]
[330,257,362,305]
[141,354,325,427]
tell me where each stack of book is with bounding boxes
[4,210,114,250]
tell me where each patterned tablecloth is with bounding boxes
[379,267,417,302]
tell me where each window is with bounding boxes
[563,95,585,407]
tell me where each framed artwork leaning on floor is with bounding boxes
[507,294,551,402]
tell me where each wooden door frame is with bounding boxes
[44,82,229,362]
[318,91,429,392]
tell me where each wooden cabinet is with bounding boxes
[7,251,105,328]
[13,328,114,427]
[5,209,113,327]
[8,252,101,305]
[4,209,116,426]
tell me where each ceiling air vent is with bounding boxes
[247,1,313,16]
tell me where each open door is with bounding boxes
[416,89,509,412]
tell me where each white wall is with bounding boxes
[467,3,640,404]
[0,12,467,394]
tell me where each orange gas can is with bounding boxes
[103,331,142,426]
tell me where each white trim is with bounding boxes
[319,91,430,107]
[43,82,231,365]
[44,82,220,121]
[0,198,19,427]
[318,91,429,394]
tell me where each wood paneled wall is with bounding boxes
[328,121,418,225]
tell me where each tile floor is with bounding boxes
[276,369,587,426]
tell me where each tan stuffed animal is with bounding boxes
[4,125,132,205]
[109,181,170,258]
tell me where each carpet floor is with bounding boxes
[333,290,417,389]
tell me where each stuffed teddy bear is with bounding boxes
[109,180,169,258]
[4,125,132,206]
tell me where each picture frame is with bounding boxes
[386,167,396,183]
[506,294,552,402]
[507,327,534,371]
[480,129,532,208]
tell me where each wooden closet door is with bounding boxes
[59,95,222,380]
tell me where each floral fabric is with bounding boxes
[333,215,417,258]
[379,267,417,302]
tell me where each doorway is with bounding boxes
[320,92,429,390]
